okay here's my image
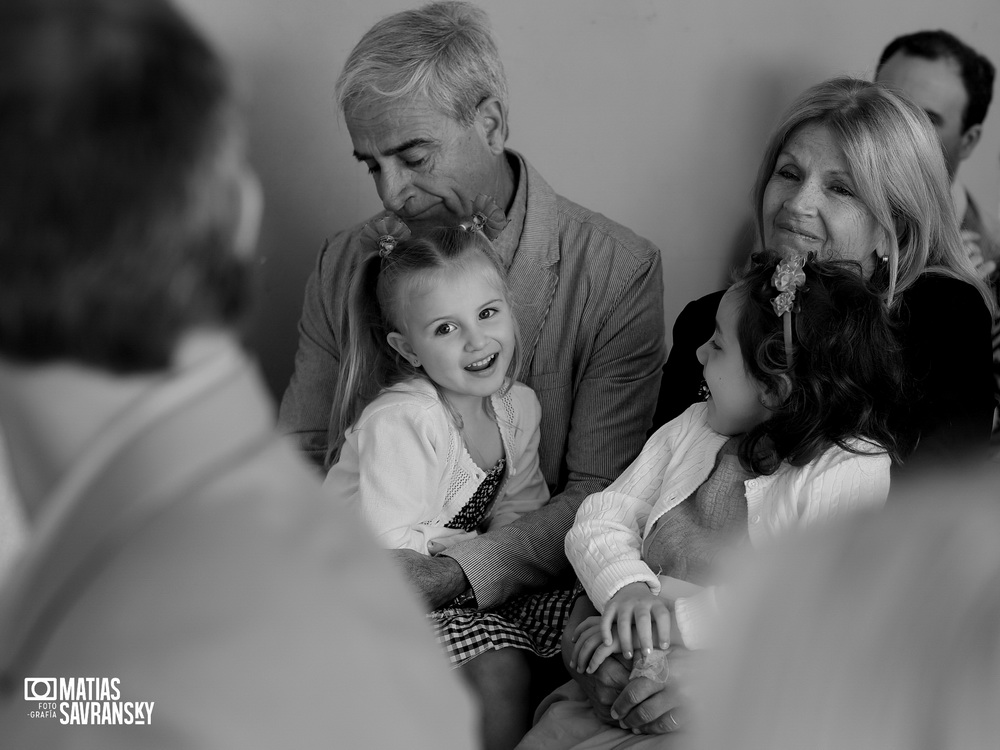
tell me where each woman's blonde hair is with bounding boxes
[752,76,993,311]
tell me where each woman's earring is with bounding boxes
[697,381,710,401]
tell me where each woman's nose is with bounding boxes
[784,181,819,215]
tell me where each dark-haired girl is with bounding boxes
[564,251,906,676]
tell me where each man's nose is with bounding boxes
[377,164,413,213]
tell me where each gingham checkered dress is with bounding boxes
[429,457,579,667]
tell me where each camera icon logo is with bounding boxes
[24,678,57,701]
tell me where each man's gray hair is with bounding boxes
[336,1,508,133]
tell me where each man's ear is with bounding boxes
[387,331,419,367]
[476,97,508,155]
[959,123,982,162]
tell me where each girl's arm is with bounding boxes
[565,423,680,612]
[323,402,447,553]
[488,387,549,528]
[567,489,659,611]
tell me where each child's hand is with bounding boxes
[603,582,672,659]
[569,615,622,674]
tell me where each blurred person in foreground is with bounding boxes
[0,0,475,747]
[699,463,1000,750]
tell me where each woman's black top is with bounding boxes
[651,275,994,472]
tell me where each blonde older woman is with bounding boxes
[654,76,995,469]
[521,77,996,749]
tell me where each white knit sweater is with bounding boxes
[324,378,549,553]
[566,402,890,648]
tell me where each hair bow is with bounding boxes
[770,255,808,367]
[460,194,508,241]
[361,214,411,259]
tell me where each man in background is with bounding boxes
[876,30,1000,436]
[877,30,999,267]
[0,0,474,746]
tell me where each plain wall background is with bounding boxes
[174,0,1000,401]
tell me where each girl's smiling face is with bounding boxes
[387,254,515,413]
[695,287,773,436]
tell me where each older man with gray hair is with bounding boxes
[278,0,667,741]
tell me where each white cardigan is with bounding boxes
[324,378,549,553]
[566,402,890,648]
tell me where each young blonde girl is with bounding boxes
[325,214,547,551]
[323,206,569,750]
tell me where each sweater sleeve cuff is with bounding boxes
[674,587,718,650]
[585,562,660,613]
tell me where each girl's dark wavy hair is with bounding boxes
[735,251,911,475]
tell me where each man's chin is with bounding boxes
[396,204,464,233]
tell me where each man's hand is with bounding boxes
[561,593,696,733]
[572,653,633,725]
[389,549,468,610]
[570,616,624,676]
[562,595,631,724]
[611,646,702,735]
[962,230,998,278]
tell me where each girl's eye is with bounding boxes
[479,307,498,320]
[435,323,456,336]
